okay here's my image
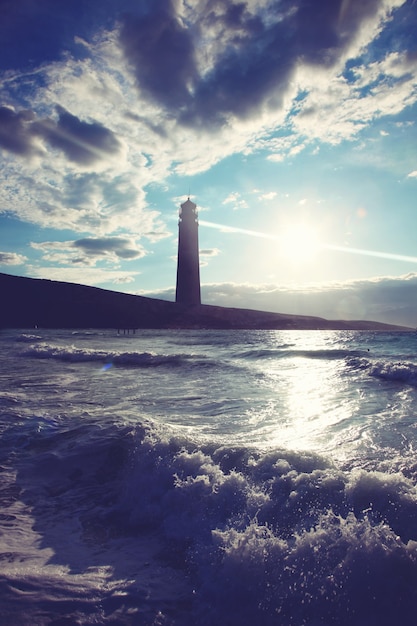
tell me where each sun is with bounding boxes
[278,223,321,264]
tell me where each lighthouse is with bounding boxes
[175,197,201,305]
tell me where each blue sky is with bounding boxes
[1,0,417,326]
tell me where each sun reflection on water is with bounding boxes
[248,332,358,454]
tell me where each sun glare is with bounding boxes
[278,223,320,263]
[200,218,323,265]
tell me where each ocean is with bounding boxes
[1,328,417,625]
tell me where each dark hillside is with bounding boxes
[0,273,411,331]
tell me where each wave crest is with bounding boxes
[370,361,417,387]
[21,343,213,369]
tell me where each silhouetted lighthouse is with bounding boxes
[175,197,201,305]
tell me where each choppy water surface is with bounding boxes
[1,329,417,625]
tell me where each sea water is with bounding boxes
[1,328,417,625]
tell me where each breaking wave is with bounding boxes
[7,417,417,625]
[19,343,216,369]
[370,361,417,387]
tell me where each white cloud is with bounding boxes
[0,251,28,265]
[407,170,417,178]
[210,274,417,327]
[0,0,414,251]
[291,51,417,147]
[259,191,277,201]
[222,192,249,210]
[146,272,417,328]
[28,265,139,287]
[267,153,285,163]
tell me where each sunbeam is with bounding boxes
[200,220,417,264]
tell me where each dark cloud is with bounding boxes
[73,237,144,260]
[120,0,197,110]
[0,0,117,71]
[33,107,121,165]
[0,106,37,156]
[1,1,406,137]
[0,104,121,165]
[120,0,402,128]
[291,0,386,64]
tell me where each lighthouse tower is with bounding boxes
[175,197,201,305]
